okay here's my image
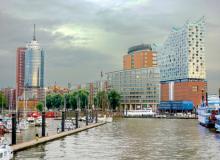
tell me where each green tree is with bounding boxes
[46,94,53,109]
[36,102,43,112]
[69,89,89,110]
[94,96,98,107]
[51,94,63,109]
[108,90,121,111]
[0,92,7,110]
[69,91,78,110]
[78,89,89,109]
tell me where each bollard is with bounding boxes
[61,111,65,132]
[95,110,98,123]
[42,112,46,137]
[86,110,88,126]
[126,108,128,117]
[75,111,79,128]
[12,113,16,145]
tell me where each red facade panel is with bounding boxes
[161,81,207,106]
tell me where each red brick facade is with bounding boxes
[16,47,26,98]
[161,81,207,106]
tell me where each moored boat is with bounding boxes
[215,115,220,132]
[27,117,35,126]
[124,108,156,117]
[19,119,29,130]
[98,115,113,123]
[0,137,13,160]
[197,106,219,128]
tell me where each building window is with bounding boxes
[192,86,198,92]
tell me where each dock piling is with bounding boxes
[95,110,98,123]
[12,113,16,145]
[75,111,79,128]
[86,110,88,126]
[42,112,46,137]
[61,111,65,132]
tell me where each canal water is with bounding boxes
[14,119,220,160]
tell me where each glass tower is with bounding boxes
[24,41,44,88]
[24,25,45,102]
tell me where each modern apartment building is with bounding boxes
[158,17,207,106]
[107,68,160,111]
[107,44,160,111]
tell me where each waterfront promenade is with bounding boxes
[12,122,106,152]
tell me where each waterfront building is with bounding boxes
[24,25,45,103]
[158,17,207,106]
[107,67,160,111]
[107,44,160,111]
[123,44,157,70]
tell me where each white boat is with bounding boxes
[27,117,35,126]
[65,120,75,130]
[4,121,21,133]
[0,137,13,160]
[35,117,48,127]
[197,105,219,127]
[98,115,113,123]
[35,117,42,127]
[19,119,29,130]
[215,115,220,132]
[125,108,156,117]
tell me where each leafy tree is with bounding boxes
[94,96,98,107]
[108,90,121,111]
[69,89,89,110]
[78,89,89,109]
[69,91,78,110]
[36,102,43,112]
[46,94,53,109]
[0,92,7,110]
[51,94,63,109]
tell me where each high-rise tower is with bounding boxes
[158,17,207,106]
[25,24,44,88]
[16,47,26,98]
[24,24,45,101]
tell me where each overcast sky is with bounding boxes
[0,0,219,93]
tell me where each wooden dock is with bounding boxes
[12,122,106,152]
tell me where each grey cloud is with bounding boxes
[0,0,219,93]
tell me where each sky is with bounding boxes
[0,0,219,93]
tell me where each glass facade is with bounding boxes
[25,40,44,88]
[107,67,160,111]
[158,17,206,81]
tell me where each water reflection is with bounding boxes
[15,119,220,160]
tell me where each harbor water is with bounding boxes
[14,118,220,160]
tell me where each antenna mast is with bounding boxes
[33,24,36,40]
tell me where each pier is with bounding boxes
[12,122,106,152]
